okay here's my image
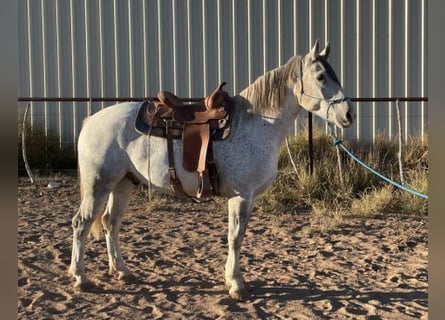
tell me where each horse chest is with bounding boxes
[213,134,280,194]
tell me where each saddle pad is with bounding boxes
[134,100,178,137]
[134,100,232,141]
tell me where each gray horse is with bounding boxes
[69,40,355,300]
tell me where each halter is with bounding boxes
[298,57,350,122]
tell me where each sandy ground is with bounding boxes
[18,175,427,319]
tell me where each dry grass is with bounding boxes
[396,168,428,214]
[351,185,395,216]
[304,201,345,235]
[256,129,428,226]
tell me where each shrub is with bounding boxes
[18,119,77,174]
[256,129,428,217]
[351,185,395,216]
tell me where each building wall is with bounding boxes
[18,0,427,147]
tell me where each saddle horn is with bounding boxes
[205,82,228,110]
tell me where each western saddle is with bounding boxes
[135,82,230,198]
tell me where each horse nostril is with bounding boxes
[346,110,353,123]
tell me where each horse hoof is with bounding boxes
[229,287,250,301]
[119,273,137,284]
[74,280,96,292]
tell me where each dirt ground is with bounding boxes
[18,175,427,319]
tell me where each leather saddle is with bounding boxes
[135,82,231,198]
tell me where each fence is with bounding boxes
[18,0,427,147]
[19,95,427,177]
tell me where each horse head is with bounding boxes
[294,40,355,128]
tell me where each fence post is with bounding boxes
[308,111,314,175]
[395,99,405,184]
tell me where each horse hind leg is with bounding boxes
[69,186,109,291]
[100,177,134,282]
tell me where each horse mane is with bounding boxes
[239,55,302,115]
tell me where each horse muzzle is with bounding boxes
[334,100,355,128]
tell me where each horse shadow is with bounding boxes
[246,278,427,319]
[81,272,426,319]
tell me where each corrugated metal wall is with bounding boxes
[18,0,427,147]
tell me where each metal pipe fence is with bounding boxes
[18,95,427,174]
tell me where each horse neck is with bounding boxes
[234,88,301,146]
[263,90,302,143]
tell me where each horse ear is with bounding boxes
[320,41,330,59]
[309,39,320,59]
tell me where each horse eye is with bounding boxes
[317,74,326,83]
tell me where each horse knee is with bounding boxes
[227,218,248,249]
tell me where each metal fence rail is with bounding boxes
[18,96,427,175]
[18,97,429,103]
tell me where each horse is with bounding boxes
[69,40,355,301]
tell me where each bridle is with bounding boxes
[298,57,350,122]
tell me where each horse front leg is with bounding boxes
[225,195,253,301]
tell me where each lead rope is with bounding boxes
[325,112,428,200]
[325,104,345,186]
